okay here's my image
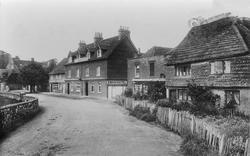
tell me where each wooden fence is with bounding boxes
[116,96,250,156]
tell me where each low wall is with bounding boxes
[0,92,39,131]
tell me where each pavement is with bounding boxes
[0,94,182,156]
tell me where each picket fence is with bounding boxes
[116,96,250,156]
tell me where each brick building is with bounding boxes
[49,58,67,93]
[127,46,172,94]
[64,27,138,99]
[165,16,250,114]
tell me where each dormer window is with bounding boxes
[97,49,102,58]
[87,51,90,59]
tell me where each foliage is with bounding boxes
[156,99,172,107]
[123,87,133,97]
[20,62,49,92]
[132,92,148,101]
[6,73,22,85]
[129,105,156,122]
[180,133,217,156]
[147,82,166,103]
[187,82,220,116]
[156,99,193,112]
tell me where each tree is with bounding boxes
[20,62,49,93]
[148,82,166,103]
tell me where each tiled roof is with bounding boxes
[142,46,172,57]
[67,36,125,64]
[166,17,250,65]
[49,58,68,75]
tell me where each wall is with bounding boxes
[108,38,137,80]
[81,60,108,80]
[165,55,250,87]
[88,80,107,98]
[238,89,250,115]
[0,92,39,131]
[128,55,166,87]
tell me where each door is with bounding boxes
[85,82,88,96]
[169,89,177,103]
[67,83,70,94]
[108,86,125,99]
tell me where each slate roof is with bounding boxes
[67,35,135,65]
[49,58,68,75]
[142,46,172,57]
[166,17,250,65]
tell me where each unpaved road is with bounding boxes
[0,94,182,156]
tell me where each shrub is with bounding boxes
[129,105,156,122]
[156,99,172,108]
[132,92,148,101]
[180,133,217,156]
[187,82,220,116]
[124,87,133,97]
[148,82,166,103]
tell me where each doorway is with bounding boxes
[85,82,88,96]
[67,83,70,94]
[169,89,177,103]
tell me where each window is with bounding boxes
[97,49,102,57]
[86,67,89,77]
[135,64,140,78]
[76,68,80,78]
[91,84,95,93]
[175,64,191,77]
[98,82,102,93]
[68,70,71,78]
[211,61,231,74]
[87,52,90,59]
[225,90,240,105]
[149,62,155,76]
[177,89,189,101]
[96,66,100,76]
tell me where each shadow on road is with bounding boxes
[0,106,46,144]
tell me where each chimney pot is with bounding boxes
[118,26,130,39]
[94,32,103,43]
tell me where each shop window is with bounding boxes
[225,90,240,105]
[175,64,191,77]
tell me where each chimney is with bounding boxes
[94,32,103,43]
[118,26,130,40]
[79,40,86,48]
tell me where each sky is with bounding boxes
[0,0,250,62]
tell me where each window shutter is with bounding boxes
[211,62,215,74]
[224,61,231,73]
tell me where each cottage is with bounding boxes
[165,16,250,114]
[128,46,172,94]
[64,27,138,99]
[49,58,68,93]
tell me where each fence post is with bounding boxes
[191,115,195,134]
[219,134,225,156]
[244,138,249,156]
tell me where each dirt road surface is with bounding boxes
[0,94,182,156]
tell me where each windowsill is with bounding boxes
[174,75,191,78]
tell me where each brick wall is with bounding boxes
[81,60,107,80]
[128,55,166,87]
[88,80,107,98]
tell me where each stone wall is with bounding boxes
[0,92,39,131]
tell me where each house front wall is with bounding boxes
[128,55,167,88]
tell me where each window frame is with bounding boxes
[97,49,102,58]
[149,61,155,76]
[91,83,95,93]
[96,66,101,76]
[98,82,102,93]
[85,67,89,77]
[225,90,240,105]
[135,64,140,78]
[175,64,191,77]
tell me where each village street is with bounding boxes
[0,94,182,156]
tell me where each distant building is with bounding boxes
[127,46,172,94]
[64,27,138,99]
[165,17,250,114]
[0,51,15,91]
[49,58,67,93]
